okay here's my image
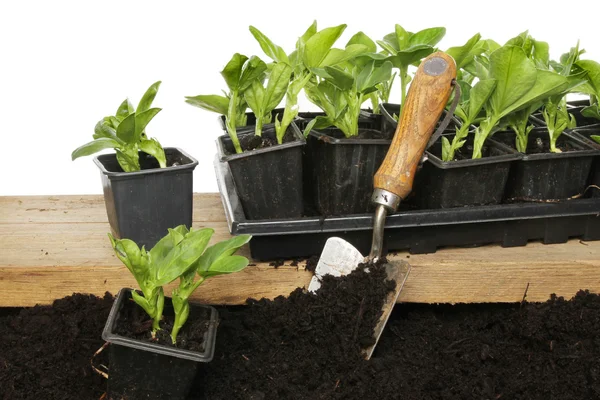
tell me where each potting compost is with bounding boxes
[2,265,600,399]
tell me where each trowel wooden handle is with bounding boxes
[373,52,456,199]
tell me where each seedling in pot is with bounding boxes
[377,24,446,106]
[441,78,496,161]
[471,41,577,158]
[249,21,371,141]
[109,225,250,344]
[303,59,393,137]
[538,42,586,153]
[71,81,166,172]
[185,54,267,153]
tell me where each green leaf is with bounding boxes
[115,148,140,172]
[582,105,600,120]
[263,62,292,111]
[501,70,575,118]
[148,225,188,278]
[238,56,267,92]
[303,115,332,137]
[346,32,377,53]
[357,60,392,94]
[488,45,537,117]
[394,24,409,50]
[319,44,369,67]
[446,33,483,69]
[532,40,549,68]
[591,135,600,144]
[409,27,446,47]
[441,136,452,162]
[154,228,214,286]
[108,234,148,285]
[195,234,251,273]
[303,24,347,68]
[139,138,166,168]
[467,79,496,123]
[221,53,249,91]
[249,26,289,64]
[199,255,249,278]
[185,94,229,115]
[137,81,161,113]
[134,108,161,142]
[320,66,354,91]
[244,79,265,119]
[387,46,435,69]
[93,120,121,142]
[576,60,600,96]
[71,138,120,160]
[116,113,137,144]
[298,20,318,46]
[116,99,134,121]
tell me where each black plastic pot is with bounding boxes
[530,104,600,132]
[218,108,285,134]
[568,130,600,198]
[380,103,461,139]
[217,121,305,220]
[102,288,218,400]
[412,135,521,209]
[494,129,598,201]
[307,128,391,216]
[94,148,198,249]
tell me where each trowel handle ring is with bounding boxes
[373,52,456,200]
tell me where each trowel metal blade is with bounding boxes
[362,260,411,360]
[307,237,365,293]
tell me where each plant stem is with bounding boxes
[227,90,243,153]
[152,288,165,332]
[255,115,263,137]
[400,67,409,106]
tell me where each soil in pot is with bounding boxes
[411,135,519,209]
[494,130,597,201]
[218,123,305,220]
[114,293,212,351]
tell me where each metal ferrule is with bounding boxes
[371,188,401,213]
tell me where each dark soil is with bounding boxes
[114,292,211,351]
[196,261,394,399]
[0,293,114,400]
[225,128,297,154]
[3,278,600,399]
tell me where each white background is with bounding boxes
[1,1,597,195]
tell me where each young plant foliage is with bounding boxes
[109,226,251,343]
[72,82,166,171]
[186,54,267,153]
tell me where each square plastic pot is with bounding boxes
[306,128,391,216]
[494,130,598,201]
[218,108,285,134]
[217,122,305,220]
[413,135,521,209]
[566,130,600,198]
[102,288,218,400]
[94,148,198,249]
[380,103,461,139]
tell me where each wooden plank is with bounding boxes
[1,194,600,307]
[0,193,226,224]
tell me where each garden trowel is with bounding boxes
[308,51,457,360]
